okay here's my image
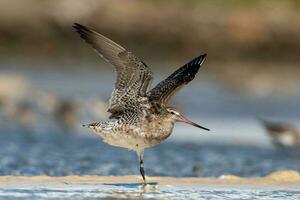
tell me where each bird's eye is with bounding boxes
[170,111,175,114]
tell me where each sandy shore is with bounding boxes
[1,170,299,189]
[0,171,299,199]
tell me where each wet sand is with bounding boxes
[1,170,299,189]
[0,171,299,199]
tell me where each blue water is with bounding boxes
[0,130,299,177]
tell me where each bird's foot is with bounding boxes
[138,181,158,190]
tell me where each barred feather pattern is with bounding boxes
[73,23,207,151]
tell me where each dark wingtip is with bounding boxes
[73,23,85,30]
[72,23,81,30]
[185,53,207,69]
[72,23,94,44]
[73,23,90,33]
[198,53,207,66]
[73,22,79,27]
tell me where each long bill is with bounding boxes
[178,115,210,131]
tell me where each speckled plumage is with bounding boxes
[73,23,208,184]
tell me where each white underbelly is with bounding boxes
[92,124,174,151]
[102,133,148,150]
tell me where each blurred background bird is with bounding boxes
[260,119,300,148]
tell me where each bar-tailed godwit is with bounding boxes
[73,23,210,185]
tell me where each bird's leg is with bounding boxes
[137,150,146,185]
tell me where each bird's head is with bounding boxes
[165,107,210,131]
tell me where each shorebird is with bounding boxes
[54,99,78,132]
[260,119,300,148]
[73,23,210,184]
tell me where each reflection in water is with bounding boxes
[104,182,158,188]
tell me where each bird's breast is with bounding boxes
[91,114,175,150]
[141,117,175,141]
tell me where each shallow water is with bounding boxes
[0,182,299,200]
[0,130,299,177]
[0,189,299,200]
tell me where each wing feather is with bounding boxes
[148,54,207,105]
[73,23,153,114]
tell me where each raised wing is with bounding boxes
[148,54,207,105]
[73,23,153,114]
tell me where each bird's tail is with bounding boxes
[82,124,90,128]
[82,122,101,129]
